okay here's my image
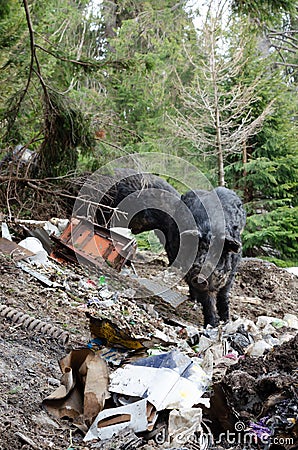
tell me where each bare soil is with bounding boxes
[134,254,298,325]
[0,252,297,450]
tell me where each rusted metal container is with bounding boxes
[51,217,136,272]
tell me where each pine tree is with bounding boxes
[89,0,197,158]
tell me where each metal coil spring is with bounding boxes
[0,304,69,345]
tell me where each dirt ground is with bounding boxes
[0,251,297,450]
[134,253,298,325]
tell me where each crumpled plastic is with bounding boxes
[109,350,211,411]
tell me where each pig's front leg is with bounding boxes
[216,283,232,323]
[189,285,218,327]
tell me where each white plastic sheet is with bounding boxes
[109,350,210,411]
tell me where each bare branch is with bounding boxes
[274,61,298,68]
[34,43,130,70]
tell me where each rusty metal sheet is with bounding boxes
[0,237,35,261]
[51,218,137,272]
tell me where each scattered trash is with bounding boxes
[1,222,12,241]
[248,417,272,441]
[1,216,297,449]
[18,237,49,265]
[283,313,298,330]
[83,293,183,350]
[51,217,137,272]
[87,297,116,309]
[17,261,62,288]
[99,275,106,286]
[210,334,298,448]
[227,324,254,355]
[137,278,187,308]
[50,217,69,233]
[194,314,298,364]
[256,315,287,329]
[98,286,114,299]
[14,218,60,236]
[14,219,60,253]
[87,429,143,449]
[24,227,54,255]
[78,350,210,445]
[84,398,152,441]
[245,339,273,357]
[87,315,146,350]
[109,350,210,411]
[168,407,203,446]
[43,349,110,427]
[78,278,97,291]
[87,338,130,366]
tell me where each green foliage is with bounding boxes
[231,110,298,258]
[0,0,12,20]
[223,14,298,260]
[242,155,298,204]
[260,256,298,268]
[243,206,298,258]
[0,0,297,263]
[135,230,164,253]
[36,91,95,177]
[0,0,101,176]
[97,0,197,150]
[231,0,297,23]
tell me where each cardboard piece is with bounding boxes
[79,352,110,424]
[43,349,109,425]
[84,399,151,442]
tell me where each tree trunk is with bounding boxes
[242,140,253,202]
[217,139,225,187]
[215,105,225,186]
[210,18,225,187]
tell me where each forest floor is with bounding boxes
[0,250,297,450]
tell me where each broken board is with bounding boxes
[0,237,35,261]
[137,278,187,308]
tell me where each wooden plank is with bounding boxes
[0,237,35,261]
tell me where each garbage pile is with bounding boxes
[210,334,298,450]
[0,217,297,449]
[40,313,297,449]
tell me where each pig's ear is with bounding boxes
[180,229,202,238]
[224,236,241,253]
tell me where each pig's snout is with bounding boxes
[191,275,209,291]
